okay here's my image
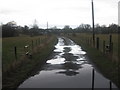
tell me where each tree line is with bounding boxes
[2,21,119,37]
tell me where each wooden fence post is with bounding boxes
[111,42,113,53]
[110,81,112,90]
[14,46,17,60]
[103,40,105,54]
[92,69,95,90]
[96,37,99,50]
[109,34,112,52]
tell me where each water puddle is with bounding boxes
[18,37,118,88]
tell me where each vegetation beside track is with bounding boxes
[66,33,120,88]
[2,35,57,89]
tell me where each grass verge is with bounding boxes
[2,35,57,89]
[67,34,120,88]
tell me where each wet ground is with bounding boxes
[18,37,118,88]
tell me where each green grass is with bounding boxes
[2,35,57,89]
[66,33,120,88]
[96,34,118,59]
[72,33,119,61]
[2,35,47,72]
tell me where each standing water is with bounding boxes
[18,37,118,88]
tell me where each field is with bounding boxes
[2,35,48,72]
[66,33,120,88]
[2,35,57,88]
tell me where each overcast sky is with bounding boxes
[0,0,119,28]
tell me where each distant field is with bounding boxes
[2,35,48,72]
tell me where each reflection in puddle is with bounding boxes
[56,70,79,76]
[46,58,65,65]
[48,37,87,66]
[18,37,118,88]
[45,37,87,77]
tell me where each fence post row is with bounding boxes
[109,81,112,90]
[14,46,17,60]
[103,40,106,53]
[92,69,95,90]
[109,34,112,52]
[96,37,99,50]
[111,42,113,53]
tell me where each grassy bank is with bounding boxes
[72,33,119,61]
[66,33,119,88]
[2,35,57,89]
[2,35,48,73]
